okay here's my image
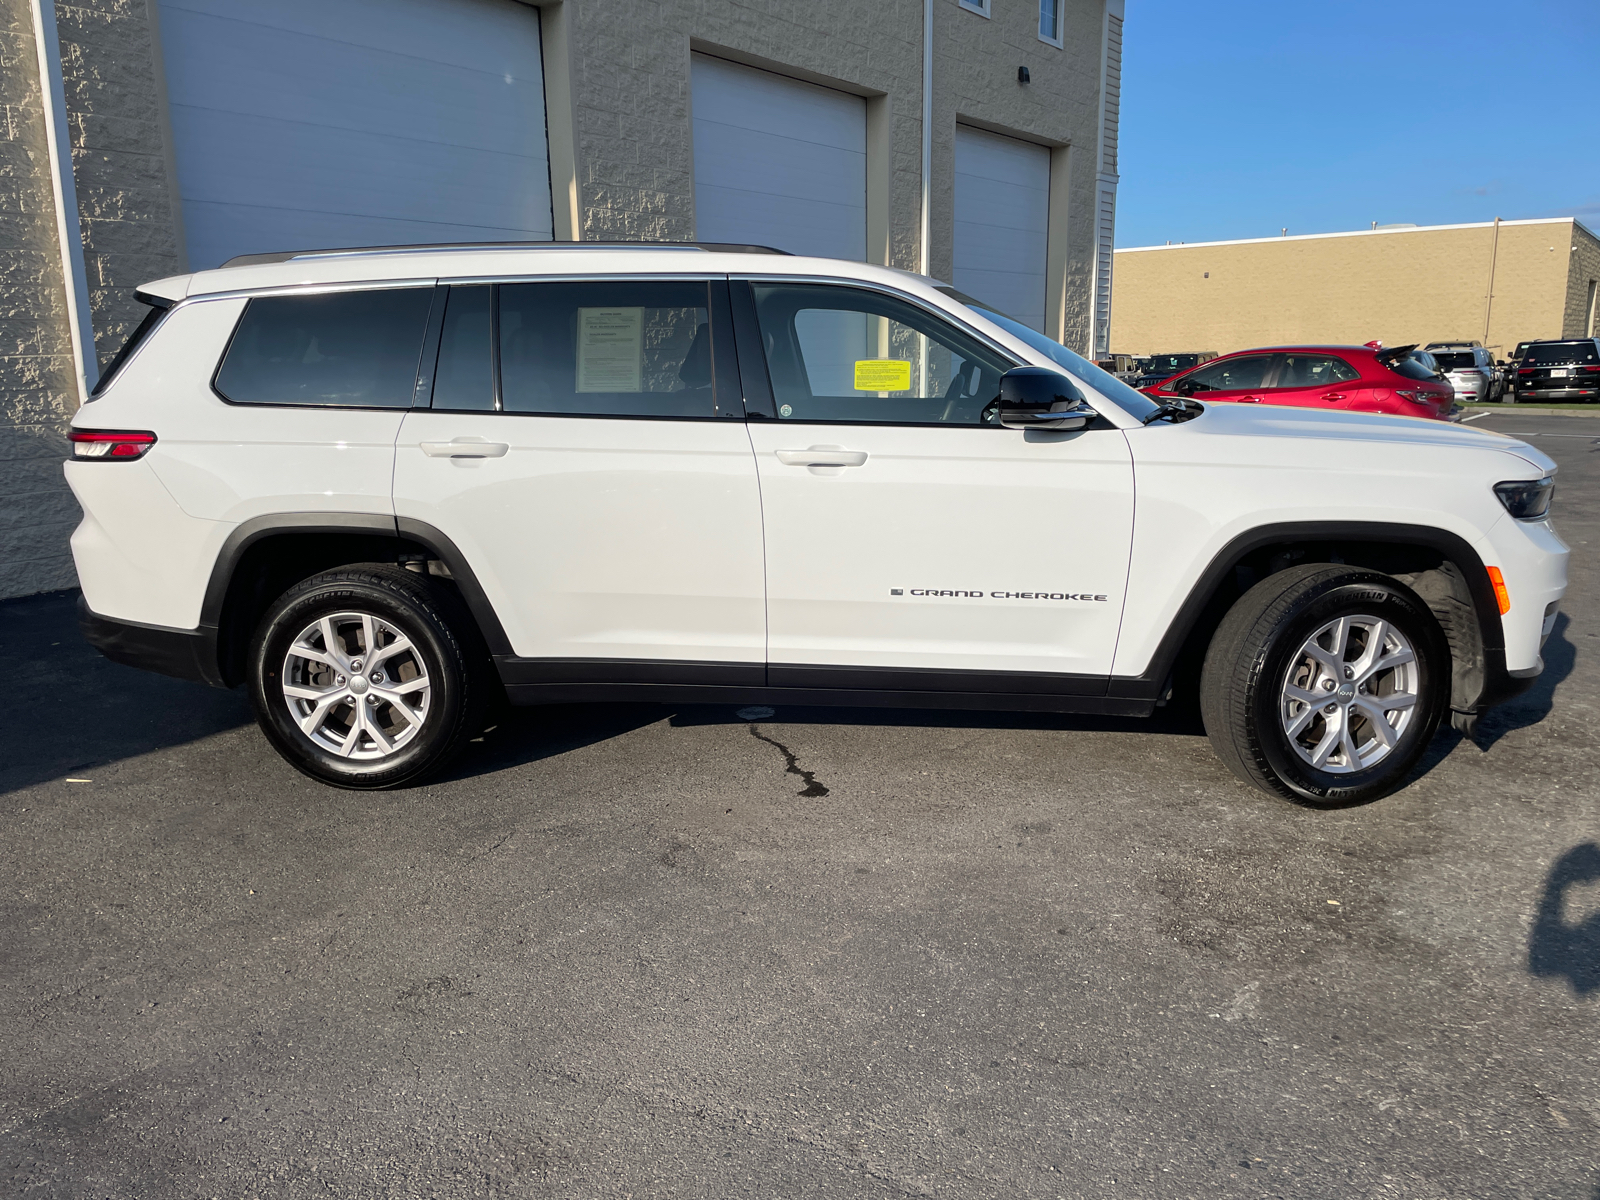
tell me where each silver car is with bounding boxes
[1424,342,1500,404]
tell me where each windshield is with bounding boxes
[935,287,1162,420]
[1528,341,1599,365]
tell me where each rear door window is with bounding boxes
[495,280,719,418]
[1275,354,1360,387]
[214,287,434,408]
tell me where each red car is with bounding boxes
[1140,344,1456,420]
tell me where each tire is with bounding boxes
[1199,564,1450,805]
[247,564,491,789]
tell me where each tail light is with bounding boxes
[1583,365,1600,372]
[1394,389,1432,404]
[69,429,156,460]
[1518,368,1534,375]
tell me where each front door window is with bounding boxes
[751,283,1011,425]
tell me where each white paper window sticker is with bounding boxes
[576,307,643,393]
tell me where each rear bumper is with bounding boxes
[78,596,225,688]
[1518,387,1599,400]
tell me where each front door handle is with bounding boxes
[420,438,510,459]
[775,446,868,468]
[1238,395,1261,403]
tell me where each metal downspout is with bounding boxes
[30,0,97,403]
[919,0,932,278]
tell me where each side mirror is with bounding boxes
[995,366,1095,431]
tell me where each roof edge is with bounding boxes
[1116,217,1578,254]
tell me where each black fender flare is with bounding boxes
[201,513,514,685]
[1107,520,1506,704]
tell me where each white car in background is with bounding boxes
[1425,342,1501,404]
[67,243,1566,805]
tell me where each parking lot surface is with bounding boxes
[3,412,1597,1199]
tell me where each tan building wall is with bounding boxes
[1110,218,1600,357]
[0,0,1118,600]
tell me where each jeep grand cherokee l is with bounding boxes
[68,244,1567,805]
[1513,339,1600,402]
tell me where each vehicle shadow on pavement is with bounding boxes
[1471,613,1575,750]
[432,702,675,783]
[666,702,1208,738]
[0,590,251,796]
[1528,841,1600,997]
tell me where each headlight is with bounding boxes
[1494,477,1554,519]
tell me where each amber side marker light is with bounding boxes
[1487,566,1511,615]
[69,430,156,460]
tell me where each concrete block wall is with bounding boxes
[1562,220,1600,338]
[1,0,80,599]
[0,0,178,600]
[561,0,1106,346]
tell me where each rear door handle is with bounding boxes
[775,447,868,468]
[1322,392,1348,402]
[420,438,509,459]
[1238,395,1261,403]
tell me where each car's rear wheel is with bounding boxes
[248,565,489,788]
[1200,564,1450,805]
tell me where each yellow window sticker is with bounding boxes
[854,359,911,392]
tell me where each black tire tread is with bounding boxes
[249,563,490,789]
[1199,564,1446,804]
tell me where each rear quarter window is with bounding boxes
[90,303,167,398]
[1387,355,1439,382]
[214,287,434,408]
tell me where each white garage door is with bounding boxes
[953,125,1050,332]
[691,54,866,260]
[159,0,554,270]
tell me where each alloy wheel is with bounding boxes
[1279,614,1420,774]
[281,610,431,759]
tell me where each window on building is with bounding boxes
[214,287,434,408]
[958,0,991,17]
[1039,0,1063,46]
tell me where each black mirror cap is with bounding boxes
[996,367,1094,431]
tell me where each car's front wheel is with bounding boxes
[248,565,489,788]
[1200,564,1450,804]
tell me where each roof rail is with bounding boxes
[220,240,792,268]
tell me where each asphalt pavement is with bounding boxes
[3,411,1597,1199]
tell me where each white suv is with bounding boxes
[68,244,1567,803]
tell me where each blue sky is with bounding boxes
[1115,0,1600,248]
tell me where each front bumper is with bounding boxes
[78,596,225,688]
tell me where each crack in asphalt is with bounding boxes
[746,723,830,798]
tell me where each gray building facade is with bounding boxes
[2,0,1123,600]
